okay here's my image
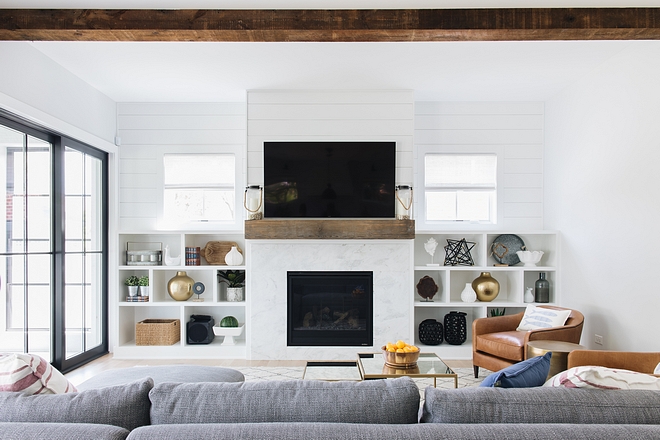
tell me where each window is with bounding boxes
[163,154,235,223]
[0,113,108,373]
[424,154,497,223]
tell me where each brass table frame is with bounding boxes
[357,352,458,388]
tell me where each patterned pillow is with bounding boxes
[0,353,76,395]
[516,305,571,331]
[544,365,660,390]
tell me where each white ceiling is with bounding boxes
[5,1,656,102]
[26,39,636,102]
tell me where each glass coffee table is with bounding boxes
[357,352,458,388]
[302,361,363,381]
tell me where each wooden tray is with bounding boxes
[200,241,243,265]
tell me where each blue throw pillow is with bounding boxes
[480,352,552,388]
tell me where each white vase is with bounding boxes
[525,287,535,303]
[224,246,243,266]
[127,286,138,297]
[226,287,244,302]
[460,283,476,303]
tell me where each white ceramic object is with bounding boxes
[139,286,149,297]
[164,245,181,266]
[127,286,138,297]
[516,250,544,267]
[424,237,439,266]
[525,287,535,303]
[460,282,476,303]
[213,324,245,346]
[225,246,244,266]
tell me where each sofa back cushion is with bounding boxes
[0,422,130,440]
[0,378,152,431]
[150,377,419,425]
[420,387,660,424]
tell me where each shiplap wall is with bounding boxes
[414,102,544,231]
[117,102,247,231]
[246,90,414,187]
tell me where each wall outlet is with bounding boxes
[594,334,604,345]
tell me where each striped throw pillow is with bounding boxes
[0,353,76,395]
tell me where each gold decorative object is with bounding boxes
[167,271,194,301]
[472,272,500,302]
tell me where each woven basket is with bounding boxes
[444,311,467,345]
[136,319,180,346]
[418,318,443,345]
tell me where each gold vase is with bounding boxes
[472,272,500,302]
[167,271,194,301]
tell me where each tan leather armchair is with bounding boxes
[568,349,660,374]
[472,305,584,378]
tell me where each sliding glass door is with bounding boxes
[0,115,108,373]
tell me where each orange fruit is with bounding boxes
[396,340,406,349]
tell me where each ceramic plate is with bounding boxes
[490,234,525,265]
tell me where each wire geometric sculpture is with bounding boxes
[443,238,476,266]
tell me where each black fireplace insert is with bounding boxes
[287,271,373,347]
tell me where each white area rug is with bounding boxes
[237,366,489,394]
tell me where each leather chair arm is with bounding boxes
[526,322,583,345]
[568,349,660,373]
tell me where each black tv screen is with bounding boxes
[263,141,396,218]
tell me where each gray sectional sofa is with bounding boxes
[2,373,660,439]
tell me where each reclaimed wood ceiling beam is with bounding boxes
[1,8,660,42]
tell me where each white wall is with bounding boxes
[415,102,544,231]
[116,102,247,231]
[247,90,414,187]
[0,43,116,148]
[545,41,660,351]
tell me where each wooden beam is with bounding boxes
[1,8,660,42]
[244,219,415,240]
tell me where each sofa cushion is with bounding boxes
[545,366,660,390]
[0,353,76,395]
[0,422,129,440]
[0,378,152,431]
[420,386,660,424]
[516,305,571,331]
[127,423,660,440]
[149,377,419,425]
[77,365,244,391]
[480,352,552,388]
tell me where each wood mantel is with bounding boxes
[2,9,660,42]
[244,219,414,240]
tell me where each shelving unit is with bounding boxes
[115,232,248,359]
[412,231,560,359]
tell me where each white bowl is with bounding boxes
[516,250,544,267]
[213,324,244,345]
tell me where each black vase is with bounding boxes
[418,319,443,345]
[444,311,467,345]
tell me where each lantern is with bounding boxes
[244,185,264,220]
[395,185,413,220]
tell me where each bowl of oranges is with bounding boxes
[382,340,420,368]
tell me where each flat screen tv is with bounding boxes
[263,141,396,218]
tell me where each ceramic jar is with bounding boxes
[224,246,244,266]
[167,271,194,301]
[535,272,550,303]
[460,283,477,303]
[472,272,500,302]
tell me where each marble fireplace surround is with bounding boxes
[247,240,413,360]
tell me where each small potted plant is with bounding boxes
[217,270,245,302]
[138,275,150,297]
[124,275,139,297]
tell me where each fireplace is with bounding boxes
[287,271,373,347]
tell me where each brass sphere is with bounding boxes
[472,272,500,302]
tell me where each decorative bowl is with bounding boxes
[213,324,244,346]
[381,346,420,368]
[515,250,544,267]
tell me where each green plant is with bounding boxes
[138,276,149,286]
[220,316,239,327]
[489,308,506,317]
[124,275,139,286]
[217,270,245,288]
